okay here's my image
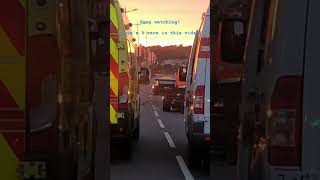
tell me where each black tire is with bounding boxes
[226,148,237,165]
[187,140,201,168]
[122,140,132,160]
[72,162,79,180]
[202,153,210,175]
[89,111,98,180]
[70,144,80,180]
[163,104,169,112]
[132,117,140,141]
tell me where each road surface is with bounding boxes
[110,75,209,180]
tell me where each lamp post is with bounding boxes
[132,22,141,56]
[124,8,147,67]
[124,8,142,63]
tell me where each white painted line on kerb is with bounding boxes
[154,111,159,117]
[164,132,176,148]
[157,119,165,129]
[176,155,194,180]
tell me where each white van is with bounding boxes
[237,0,320,180]
[184,7,211,168]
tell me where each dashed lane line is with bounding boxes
[157,119,165,129]
[176,155,194,180]
[164,132,176,148]
[154,110,159,117]
[152,96,194,180]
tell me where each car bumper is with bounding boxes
[170,98,184,108]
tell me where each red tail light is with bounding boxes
[119,73,129,110]
[268,76,302,166]
[199,38,210,58]
[194,86,205,114]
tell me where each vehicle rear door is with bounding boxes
[0,1,26,179]
[301,0,320,176]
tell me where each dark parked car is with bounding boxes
[162,87,185,112]
[152,77,175,95]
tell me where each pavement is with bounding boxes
[110,74,237,180]
[110,75,209,180]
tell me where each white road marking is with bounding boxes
[157,119,165,129]
[164,132,176,148]
[176,155,194,180]
[154,111,159,117]
[152,105,156,109]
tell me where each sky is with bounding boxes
[118,0,210,47]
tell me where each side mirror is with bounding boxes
[139,68,150,85]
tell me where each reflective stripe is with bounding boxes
[110,55,119,79]
[0,64,25,110]
[110,71,118,97]
[0,27,19,56]
[110,39,119,64]
[0,1,26,55]
[200,46,210,52]
[0,1,26,179]
[110,104,118,124]
[200,37,210,46]
[110,1,119,125]
[0,119,24,122]
[0,134,19,180]
[198,38,210,58]
[110,4,119,30]
[198,51,210,58]
[0,130,25,133]
[0,121,25,130]
[272,0,279,39]
[19,0,26,9]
